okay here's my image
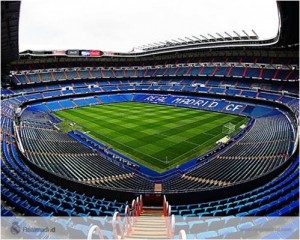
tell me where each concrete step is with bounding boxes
[125,208,169,239]
[135,220,166,225]
[136,217,165,221]
[131,229,167,234]
[125,236,169,240]
[130,227,166,230]
[143,206,163,210]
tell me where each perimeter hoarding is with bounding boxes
[66,50,80,56]
[81,50,103,57]
[52,50,66,56]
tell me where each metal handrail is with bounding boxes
[139,194,143,214]
[179,229,187,240]
[124,205,132,235]
[87,225,104,240]
[112,211,124,239]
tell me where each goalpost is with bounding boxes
[222,122,236,135]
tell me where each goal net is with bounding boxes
[222,122,235,135]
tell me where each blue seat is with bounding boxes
[223,206,234,214]
[101,230,114,239]
[89,207,102,216]
[278,221,299,239]
[55,207,76,216]
[211,209,223,216]
[69,223,93,239]
[103,210,115,216]
[268,200,280,212]
[61,200,74,209]
[1,207,15,216]
[279,206,291,216]
[238,202,252,213]
[261,231,281,239]
[2,189,14,199]
[221,216,236,225]
[196,231,218,239]
[236,212,249,217]
[205,218,221,228]
[198,212,211,217]
[189,220,208,234]
[74,204,89,213]
[291,188,299,198]
[184,234,197,239]
[237,221,254,231]
[192,207,204,214]
[290,218,300,229]
[217,226,237,237]
[171,209,179,214]
[179,209,192,215]
[290,200,299,212]
[175,221,189,234]
[184,213,197,217]
[208,219,226,230]
[254,204,270,215]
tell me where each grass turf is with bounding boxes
[55,102,248,172]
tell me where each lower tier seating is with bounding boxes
[163,115,293,191]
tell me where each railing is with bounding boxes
[87,225,104,240]
[131,199,137,224]
[139,195,143,214]
[163,195,175,239]
[166,214,175,239]
[112,211,124,240]
[136,196,140,216]
[163,195,171,216]
[124,205,132,235]
[112,195,143,239]
[132,195,143,221]
[179,230,187,240]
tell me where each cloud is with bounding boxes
[19,0,278,52]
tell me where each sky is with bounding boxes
[19,0,279,52]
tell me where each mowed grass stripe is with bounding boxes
[57,108,169,165]
[68,106,225,148]
[55,102,248,172]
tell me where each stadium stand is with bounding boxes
[19,124,154,191]
[1,1,299,239]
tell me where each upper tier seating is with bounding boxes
[10,61,299,86]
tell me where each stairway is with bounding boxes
[125,208,169,240]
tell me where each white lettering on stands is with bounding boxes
[172,98,184,104]
[145,96,155,101]
[225,104,243,112]
[172,98,213,107]
[157,96,167,103]
[145,95,167,103]
[182,98,191,104]
[202,100,209,107]
[193,99,204,106]
[208,102,219,108]
[145,96,244,113]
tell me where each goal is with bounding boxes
[222,122,236,135]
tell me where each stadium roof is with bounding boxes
[276,1,299,46]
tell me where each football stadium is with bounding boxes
[1,1,299,239]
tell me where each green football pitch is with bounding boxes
[55,102,248,172]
